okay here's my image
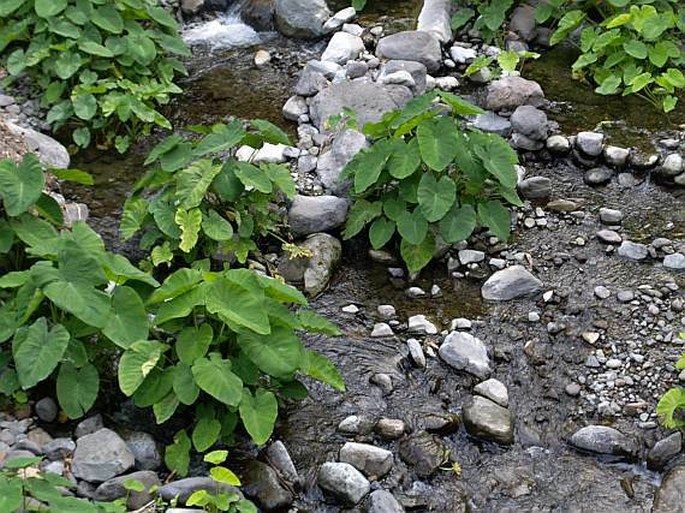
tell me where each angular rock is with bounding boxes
[398,431,448,478]
[72,428,135,483]
[407,338,426,368]
[449,45,477,63]
[377,60,428,95]
[282,95,308,121]
[439,331,491,379]
[274,0,330,39]
[518,176,551,200]
[5,121,70,169]
[664,253,685,270]
[599,207,623,224]
[43,438,76,461]
[569,426,638,458]
[407,315,438,335]
[369,489,405,513]
[301,233,342,296]
[510,105,548,141]
[417,0,452,43]
[481,265,543,300]
[485,76,544,111]
[159,477,240,504]
[474,378,509,407]
[316,128,368,194]
[321,32,365,65]
[463,396,514,445]
[375,31,442,72]
[288,195,349,236]
[647,432,682,471]
[576,131,604,157]
[94,470,160,510]
[458,249,485,265]
[471,111,512,137]
[323,7,357,33]
[265,441,299,485]
[124,431,161,471]
[318,462,370,505]
[371,323,394,338]
[339,442,394,478]
[243,461,294,511]
[617,241,648,261]
[654,465,685,513]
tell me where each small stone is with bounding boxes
[576,131,604,157]
[254,49,271,67]
[617,290,634,302]
[664,253,685,270]
[374,418,406,440]
[648,433,682,471]
[528,312,540,322]
[518,176,551,200]
[547,199,580,212]
[565,383,581,396]
[407,315,438,335]
[159,477,240,504]
[660,153,684,177]
[371,323,394,338]
[43,438,76,461]
[599,208,623,224]
[398,431,448,478]
[618,241,649,261]
[569,426,638,458]
[474,378,509,407]
[458,249,485,265]
[594,286,611,299]
[377,305,396,319]
[605,358,622,369]
[243,461,294,511]
[450,318,472,330]
[603,145,630,167]
[34,398,58,423]
[406,286,426,298]
[342,304,360,314]
[582,332,600,344]
[439,331,491,379]
[546,135,571,154]
[318,462,370,505]
[368,490,404,513]
[265,441,299,485]
[75,415,104,439]
[463,396,514,445]
[338,415,374,435]
[124,431,161,471]
[339,442,394,478]
[584,167,613,186]
[430,284,442,297]
[481,265,543,301]
[596,229,622,244]
[407,338,426,368]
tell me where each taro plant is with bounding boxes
[0,0,190,152]
[451,0,516,42]
[0,155,160,420]
[535,0,685,112]
[0,455,128,512]
[341,91,522,274]
[139,267,344,476]
[656,333,685,428]
[120,119,297,270]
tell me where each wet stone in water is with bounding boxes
[463,396,514,445]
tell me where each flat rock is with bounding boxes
[569,426,638,458]
[439,331,491,379]
[318,462,370,505]
[518,176,551,200]
[463,396,514,444]
[471,111,512,137]
[617,241,648,261]
[664,253,685,270]
[653,465,685,513]
[94,470,160,510]
[339,442,394,478]
[596,229,622,245]
[599,207,623,224]
[71,428,135,483]
[481,265,543,300]
[375,31,442,72]
[288,195,349,236]
[160,477,241,504]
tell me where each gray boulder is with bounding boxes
[575,131,604,157]
[377,60,428,95]
[485,76,544,111]
[647,432,682,471]
[439,331,491,379]
[242,0,275,31]
[569,426,638,458]
[659,153,683,177]
[304,233,342,296]
[481,265,543,300]
[417,0,452,43]
[318,462,370,505]
[510,105,548,141]
[369,489,405,513]
[124,431,161,471]
[617,241,648,261]
[309,80,410,130]
[274,0,330,39]
[321,32,365,65]
[654,465,685,513]
[509,4,537,41]
[471,111,512,137]
[94,470,160,510]
[664,253,685,270]
[282,95,308,121]
[243,461,294,511]
[5,121,70,169]
[339,442,394,478]
[376,31,442,72]
[72,428,135,483]
[463,396,514,445]
[316,128,369,194]
[288,195,349,236]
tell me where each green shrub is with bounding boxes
[120,120,296,270]
[451,0,516,43]
[657,334,685,428]
[341,91,522,274]
[535,0,685,112]
[0,0,190,152]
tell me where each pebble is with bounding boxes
[377,304,396,319]
[34,397,58,423]
[594,286,611,299]
[375,419,406,440]
[408,315,438,335]
[582,332,600,344]
[406,287,426,298]
[474,378,509,407]
[565,383,581,396]
[617,290,635,302]
[407,338,426,368]
[458,249,485,265]
[618,241,649,260]
[430,284,442,297]
[371,323,393,338]
[599,208,623,224]
[342,304,360,314]
[596,229,622,245]
[664,253,685,270]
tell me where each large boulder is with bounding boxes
[376,31,442,72]
[71,429,135,483]
[321,32,365,65]
[481,265,543,301]
[417,0,452,43]
[309,80,411,130]
[288,195,349,236]
[5,121,70,169]
[241,0,275,31]
[274,0,330,39]
[485,76,545,111]
[316,128,369,194]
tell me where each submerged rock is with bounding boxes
[481,265,543,301]
[439,331,491,379]
[318,462,370,505]
[569,426,638,458]
[647,432,682,471]
[463,396,514,445]
[399,431,448,478]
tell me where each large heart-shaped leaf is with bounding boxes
[118,341,166,396]
[439,204,477,243]
[202,210,234,241]
[0,155,44,217]
[416,117,458,172]
[56,362,99,419]
[103,286,148,349]
[237,326,303,378]
[400,232,436,273]
[192,415,221,452]
[173,362,200,405]
[396,209,428,246]
[165,430,191,477]
[176,324,213,365]
[191,356,243,407]
[477,200,511,241]
[12,318,70,389]
[239,388,278,446]
[175,207,202,253]
[35,0,67,18]
[206,277,270,335]
[92,5,124,33]
[176,160,222,210]
[417,173,456,222]
[303,350,345,391]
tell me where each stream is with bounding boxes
[61,1,685,511]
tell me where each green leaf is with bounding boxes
[145,134,184,165]
[72,93,97,121]
[34,194,64,226]
[0,477,23,512]
[153,391,179,423]
[264,163,296,198]
[6,49,26,76]
[48,18,81,38]
[250,119,292,146]
[657,387,685,428]
[175,208,203,253]
[237,326,303,378]
[12,318,70,389]
[204,450,228,465]
[118,341,166,396]
[416,117,458,172]
[148,268,202,304]
[628,72,654,92]
[648,43,670,68]
[44,281,111,328]
[233,162,272,193]
[451,7,475,30]
[662,95,678,113]
[352,140,392,194]
[56,362,99,419]
[417,173,456,222]
[550,10,585,45]
[303,350,345,391]
[623,40,648,59]
[191,356,243,407]
[165,430,191,477]
[193,415,222,452]
[439,204,477,243]
[173,362,200,405]
[92,5,124,34]
[210,466,242,486]
[369,216,395,249]
[176,160,222,210]
[396,209,428,246]
[477,200,511,241]
[400,233,436,274]
[103,286,148,349]
[595,74,622,95]
[78,41,114,58]
[342,200,382,239]
[0,0,26,17]
[298,309,341,335]
[54,52,83,80]
[239,388,278,446]
[193,121,246,157]
[202,210,234,242]
[119,197,148,241]
[212,163,244,202]
[206,275,270,335]
[103,253,159,287]
[35,0,67,17]
[387,138,421,179]
[176,324,213,365]
[72,127,91,149]
[0,154,44,217]
[472,133,519,189]
[148,6,180,30]
[497,51,520,73]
